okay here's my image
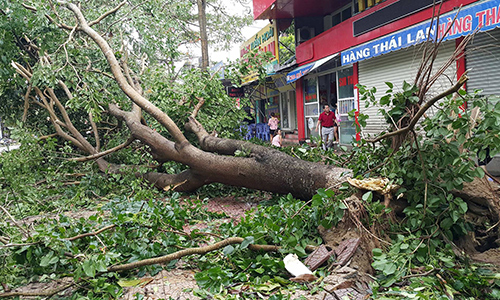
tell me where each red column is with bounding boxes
[456,37,467,110]
[353,62,359,110]
[352,62,361,141]
[296,79,305,141]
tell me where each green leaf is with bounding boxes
[40,251,58,267]
[385,82,393,88]
[380,95,391,105]
[372,248,383,256]
[317,189,328,198]
[118,279,147,287]
[223,245,235,256]
[95,260,108,272]
[440,217,454,230]
[383,262,397,275]
[362,191,373,202]
[240,236,254,249]
[456,199,468,214]
[82,260,96,278]
[311,194,323,206]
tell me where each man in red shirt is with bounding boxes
[315,104,337,150]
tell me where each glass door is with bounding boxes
[280,92,290,130]
[304,77,319,138]
[336,67,356,144]
[280,90,297,131]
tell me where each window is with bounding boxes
[324,2,353,31]
[355,0,386,14]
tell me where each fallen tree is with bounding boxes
[2,2,500,298]
[4,1,489,202]
[6,1,354,200]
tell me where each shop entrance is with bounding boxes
[304,66,356,143]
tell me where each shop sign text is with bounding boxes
[342,0,500,65]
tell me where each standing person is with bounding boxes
[268,112,279,141]
[334,108,341,143]
[315,104,337,150]
[272,129,282,147]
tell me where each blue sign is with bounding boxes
[286,53,339,84]
[286,62,316,84]
[341,0,500,65]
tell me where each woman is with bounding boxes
[268,112,279,141]
[272,129,282,147]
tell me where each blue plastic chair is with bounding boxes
[247,124,256,140]
[256,123,270,141]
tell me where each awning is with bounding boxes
[286,53,339,84]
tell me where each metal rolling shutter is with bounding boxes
[466,29,500,96]
[358,41,456,137]
[467,29,500,171]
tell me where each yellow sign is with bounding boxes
[240,22,280,84]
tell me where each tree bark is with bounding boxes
[108,103,351,199]
[197,0,209,71]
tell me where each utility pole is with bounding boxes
[197,0,209,71]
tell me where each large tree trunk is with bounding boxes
[197,0,209,71]
[108,103,350,199]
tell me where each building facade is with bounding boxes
[252,0,500,144]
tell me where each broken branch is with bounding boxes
[367,72,468,144]
[69,136,135,162]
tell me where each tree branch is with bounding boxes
[46,88,97,154]
[45,13,74,30]
[88,1,127,27]
[33,87,85,150]
[22,85,32,122]
[0,205,30,239]
[89,112,101,152]
[1,224,116,248]
[191,97,205,118]
[107,237,278,272]
[60,2,190,146]
[0,282,76,298]
[69,136,135,162]
[367,72,468,144]
[66,224,116,241]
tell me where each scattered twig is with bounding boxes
[66,224,116,241]
[104,1,148,34]
[38,133,58,140]
[402,267,436,279]
[21,3,37,12]
[0,204,30,238]
[0,236,9,244]
[0,241,40,249]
